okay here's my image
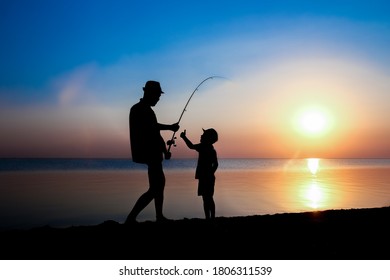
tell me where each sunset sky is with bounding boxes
[1,0,389,158]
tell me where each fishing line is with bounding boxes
[167,75,226,153]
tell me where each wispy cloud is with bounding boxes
[1,16,389,157]
[55,64,97,106]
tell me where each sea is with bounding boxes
[1,158,390,230]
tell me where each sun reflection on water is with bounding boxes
[307,158,320,175]
[302,158,326,209]
[305,181,323,209]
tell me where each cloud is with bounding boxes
[49,63,97,106]
[1,15,390,157]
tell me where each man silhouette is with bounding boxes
[125,80,179,224]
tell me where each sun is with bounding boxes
[300,111,327,133]
[293,106,332,137]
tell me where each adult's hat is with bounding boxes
[143,80,164,93]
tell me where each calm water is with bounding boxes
[1,158,390,230]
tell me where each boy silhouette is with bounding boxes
[180,128,218,219]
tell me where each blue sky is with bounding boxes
[1,0,389,158]
[2,1,388,90]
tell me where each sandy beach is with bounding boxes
[1,206,390,260]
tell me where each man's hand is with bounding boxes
[180,129,186,138]
[171,122,180,132]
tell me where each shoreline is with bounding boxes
[1,206,390,260]
[2,166,390,230]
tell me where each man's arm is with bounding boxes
[158,122,179,132]
[157,123,179,160]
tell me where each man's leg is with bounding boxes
[148,162,166,220]
[125,190,154,224]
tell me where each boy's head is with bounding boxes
[201,128,218,144]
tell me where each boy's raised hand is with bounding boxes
[180,129,186,138]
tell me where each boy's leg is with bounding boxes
[209,196,215,219]
[202,196,210,219]
[203,195,216,219]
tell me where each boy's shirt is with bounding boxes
[193,143,218,179]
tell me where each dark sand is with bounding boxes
[1,206,389,260]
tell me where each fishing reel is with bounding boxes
[167,137,177,147]
[165,137,176,160]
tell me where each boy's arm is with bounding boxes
[180,130,196,149]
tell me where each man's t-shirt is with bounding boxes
[129,98,164,164]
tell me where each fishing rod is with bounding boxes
[166,75,224,154]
